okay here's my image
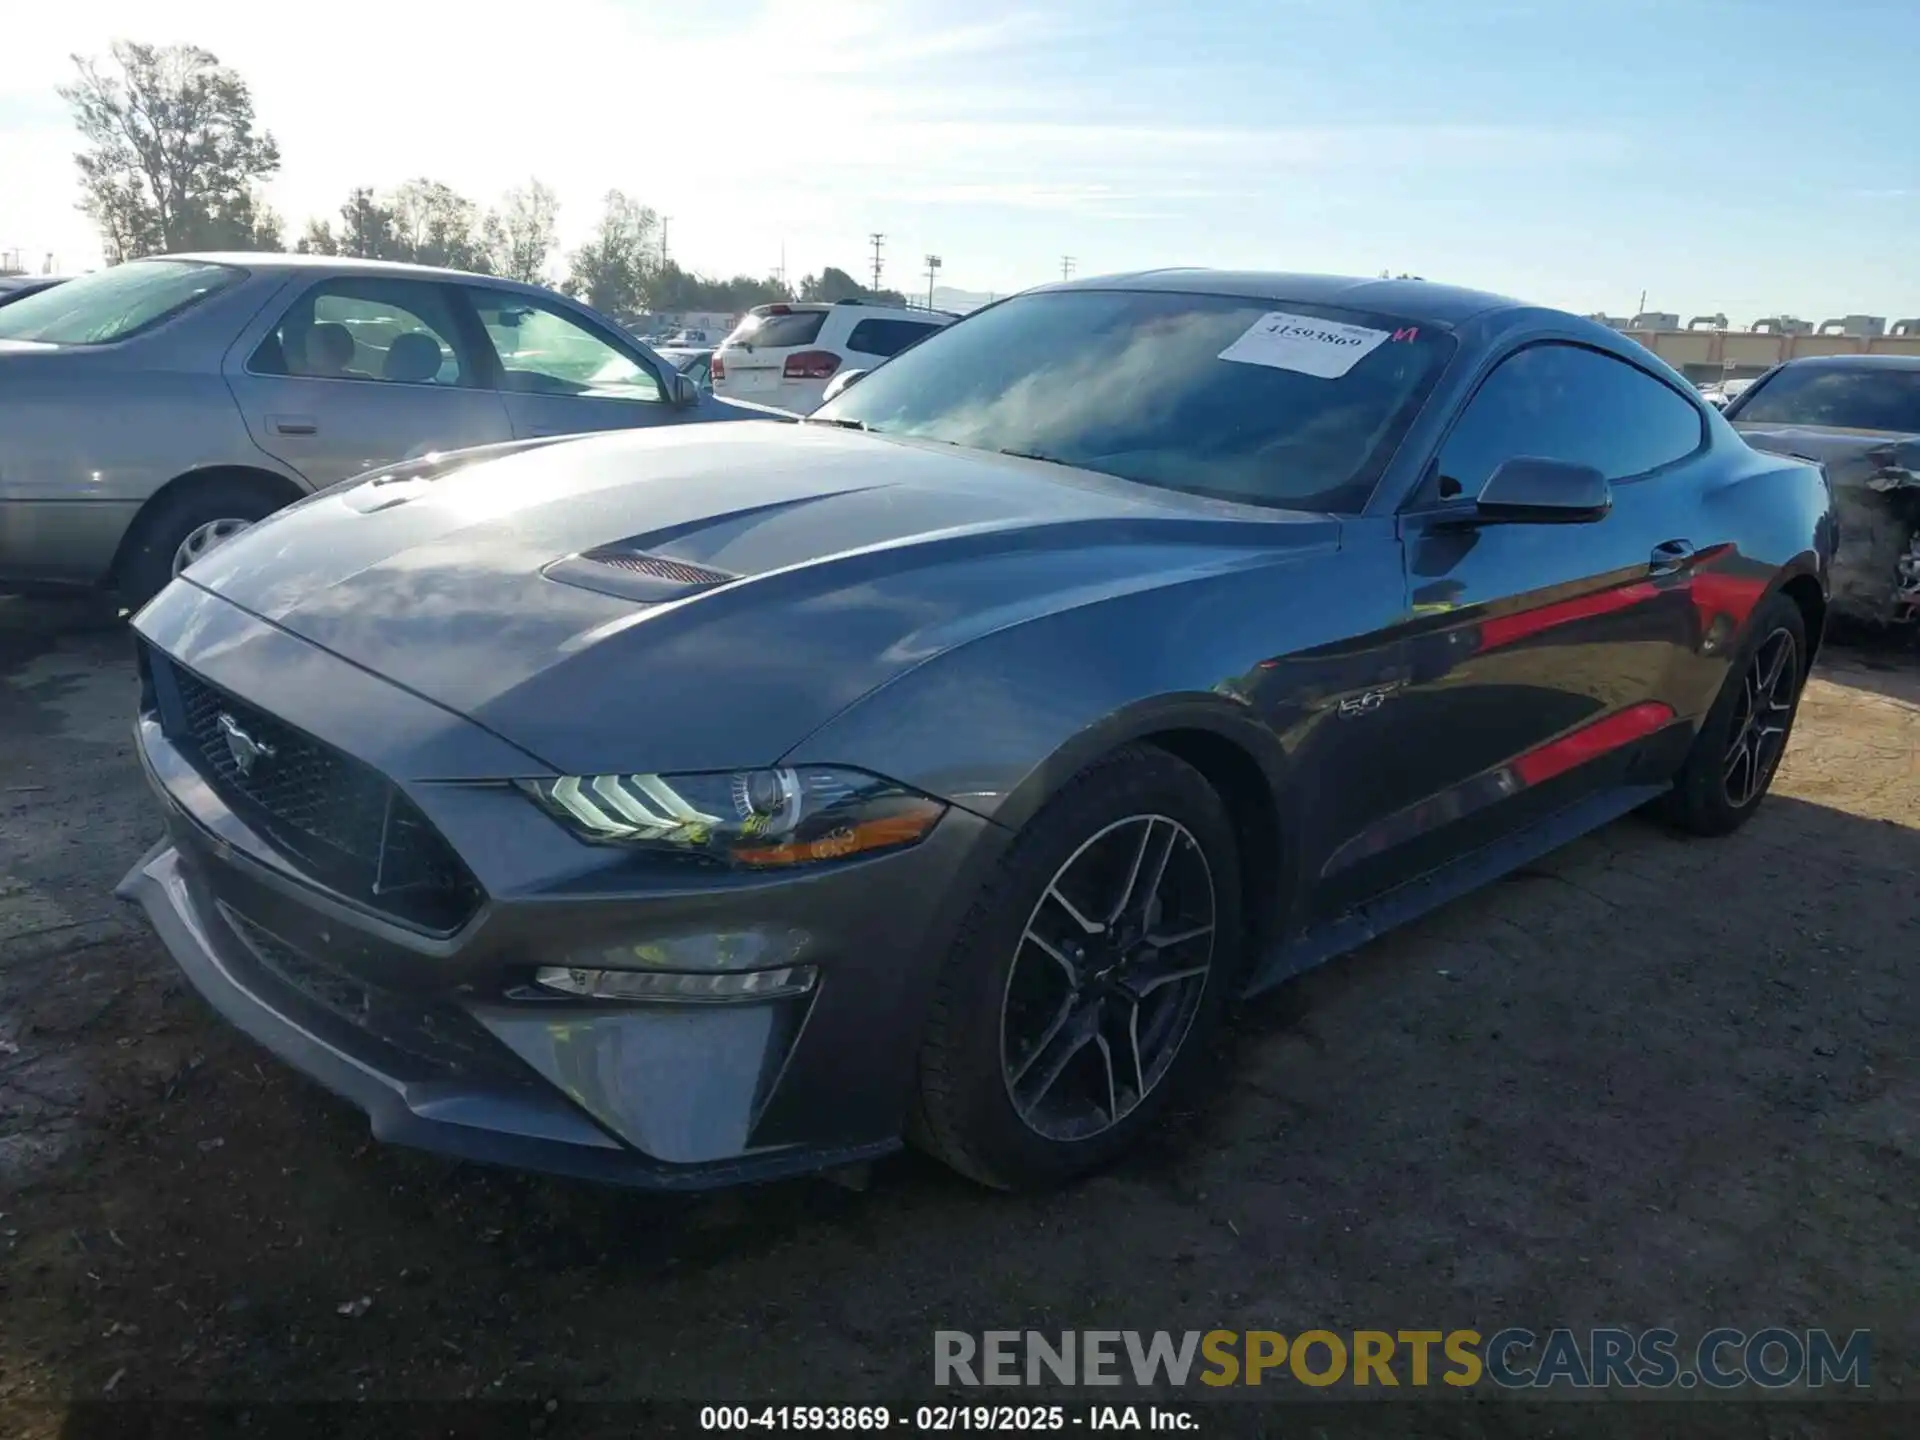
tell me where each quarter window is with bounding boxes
[845,317,943,358]
[249,278,468,385]
[1436,342,1704,496]
[468,289,662,402]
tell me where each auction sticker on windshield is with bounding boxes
[1218,311,1391,379]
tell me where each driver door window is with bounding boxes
[1433,342,1704,500]
[464,287,672,438]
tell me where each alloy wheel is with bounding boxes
[999,814,1217,1143]
[172,517,253,576]
[1722,626,1797,808]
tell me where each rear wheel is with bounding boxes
[1654,592,1807,836]
[911,746,1242,1190]
[116,478,290,612]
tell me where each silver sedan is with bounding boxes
[0,253,758,608]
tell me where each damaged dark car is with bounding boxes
[1725,354,1920,627]
[118,271,1837,1193]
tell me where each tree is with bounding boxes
[295,216,337,255]
[60,41,282,261]
[485,179,559,284]
[331,187,400,259]
[390,179,490,273]
[564,190,658,322]
[298,182,493,269]
[797,266,904,306]
[645,260,790,313]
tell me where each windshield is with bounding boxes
[811,289,1455,512]
[0,259,240,344]
[1728,364,1920,434]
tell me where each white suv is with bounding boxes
[712,300,956,414]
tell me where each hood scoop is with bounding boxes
[543,544,740,604]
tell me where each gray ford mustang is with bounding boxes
[118,271,1837,1192]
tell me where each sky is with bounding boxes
[2,0,1917,323]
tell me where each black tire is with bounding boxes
[1653,592,1808,837]
[115,478,290,613]
[910,745,1243,1190]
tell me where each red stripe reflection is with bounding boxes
[1511,701,1678,788]
[1476,582,1660,653]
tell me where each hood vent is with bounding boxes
[543,546,739,605]
[578,547,735,586]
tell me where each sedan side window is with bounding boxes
[1435,342,1705,498]
[464,289,662,403]
[248,278,470,386]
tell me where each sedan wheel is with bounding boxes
[172,517,254,576]
[1001,815,1216,1142]
[912,745,1242,1190]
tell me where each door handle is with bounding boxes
[270,415,318,436]
[1648,539,1696,576]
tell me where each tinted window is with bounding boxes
[846,317,942,358]
[0,260,238,344]
[815,289,1455,512]
[466,289,661,402]
[249,278,468,385]
[723,309,827,349]
[1729,364,1920,433]
[1437,343,1703,494]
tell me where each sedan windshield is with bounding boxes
[1729,364,1920,434]
[811,288,1455,512]
[0,259,240,345]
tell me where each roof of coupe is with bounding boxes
[1047,269,1526,326]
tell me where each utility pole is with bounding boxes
[1061,255,1075,281]
[659,216,671,271]
[777,241,787,294]
[925,254,942,309]
[869,233,886,292]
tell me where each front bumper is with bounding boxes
[117,582,1010,1189]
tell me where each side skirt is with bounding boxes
[1242,782,1671,998]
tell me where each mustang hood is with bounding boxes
[178,421,1339,775]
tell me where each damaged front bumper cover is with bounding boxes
[1741,427,1920,625]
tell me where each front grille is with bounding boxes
[148,648,481,933]
[221,907,507,1079]
[578,548,734,587]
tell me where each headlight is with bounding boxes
[518,766,946,868]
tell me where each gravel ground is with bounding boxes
[0,596,1915,1438]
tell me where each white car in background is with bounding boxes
[712,299,957,414]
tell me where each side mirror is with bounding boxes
[1471,456,1611,524]
[820,368,869,405]
[671,372,702,407]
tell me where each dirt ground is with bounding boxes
[1,595,1915,1436]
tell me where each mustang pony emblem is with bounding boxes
[216,713,276,778]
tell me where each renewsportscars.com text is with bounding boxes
[934,1328,1871,1390]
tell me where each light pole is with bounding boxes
[925,254,942,309]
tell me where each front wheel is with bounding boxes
[1653,592,1808,836]
[910,746,1243,1190]
[116,479,288,613]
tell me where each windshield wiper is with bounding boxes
[805,415,872,431]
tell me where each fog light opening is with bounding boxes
[532,964,818,1003]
